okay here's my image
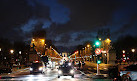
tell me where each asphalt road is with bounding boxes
[0,68,94,81]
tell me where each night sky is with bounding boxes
[0,0,137,50]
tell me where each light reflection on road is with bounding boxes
[2,68,92,81]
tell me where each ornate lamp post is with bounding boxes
[131,49,135,64]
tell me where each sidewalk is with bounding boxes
[75,61,115,79]
[74,64,113,81]
[80,61,113,74]
[0,66,29,77]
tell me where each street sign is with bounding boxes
[95,48,101,55]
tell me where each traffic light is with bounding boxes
[97,60,101,64]
[95,41,101,46]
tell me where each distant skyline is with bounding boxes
[0,0,137,48]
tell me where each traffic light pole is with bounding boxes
[93,40,104,79]
[96,56,100,75]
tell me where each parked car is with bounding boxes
[0,67,12,74]
[120,64,137,81]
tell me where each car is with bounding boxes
[30,61,46,74]
[120,64,137,81]
[58,64,74,78]
[0,67,12,74]
[64,61,72,66]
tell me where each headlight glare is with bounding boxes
[68,63,71,66]
[70,70,74,74]
[30,68,33,71]
[58,70,62,74]
[39,67,43,71]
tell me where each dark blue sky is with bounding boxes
[0,0,137,48]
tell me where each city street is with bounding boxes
[1,0,137,81]
[0,68,95,81]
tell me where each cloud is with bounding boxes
[0,0,50,41]
[111,11,137,37]
[57,0,119,32]
[75,32,95,41]
[44,0,119,46]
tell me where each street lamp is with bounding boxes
[87,44,90,48]
[32,38,35,41]
[10,49,14,67]
[99,38,101,41]
[41,39,45,42]
[131,49,136,64]
[131,49,135,53]
[122,50,125,54]
[0,48,2,64]
[10,49,14,54]
[105,38,111,44]
[19,51,21,54]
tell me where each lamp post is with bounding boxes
[87,44,91,61]
[0,48,2,64]
[131,49,135,64]
[19,51,22,65]
[104,38,111,64]
[10,50,14,54]
[122,50,125,54]
[10,49,14,68]
[19,51,21,54]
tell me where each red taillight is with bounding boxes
[35,61,39,63]
[123,59,126,62]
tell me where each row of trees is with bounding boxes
[113,35,137,61]
[0,37,30,67]
[71,35,137,63]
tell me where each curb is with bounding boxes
[74,67,109,79]
[0,67,29,79]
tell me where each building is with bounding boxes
[30,30,46,55]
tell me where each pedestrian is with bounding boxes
[78,61,81,70]
[72,61,75,65]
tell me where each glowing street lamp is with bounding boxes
[41,39,45,42]
[87,44,90,48]
[131,49,135,53]
[131,49,136,64]
[10,49,14,54]
[99,38,101,41]
[105,38,111,44]
[32,39,35,41]
[0,48,1,51]
[122,50,125,54]
[19,51,21,54]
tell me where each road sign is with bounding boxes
[95,48,101,55]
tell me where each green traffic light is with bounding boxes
[97,60,101,64]
[95,41,100,46]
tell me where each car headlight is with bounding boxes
[39,67,43,71]
[70,70,74,74]
[30,68,33,71]
[47,68,51,72]
[68,63,71,66]
[58,70,62,74]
